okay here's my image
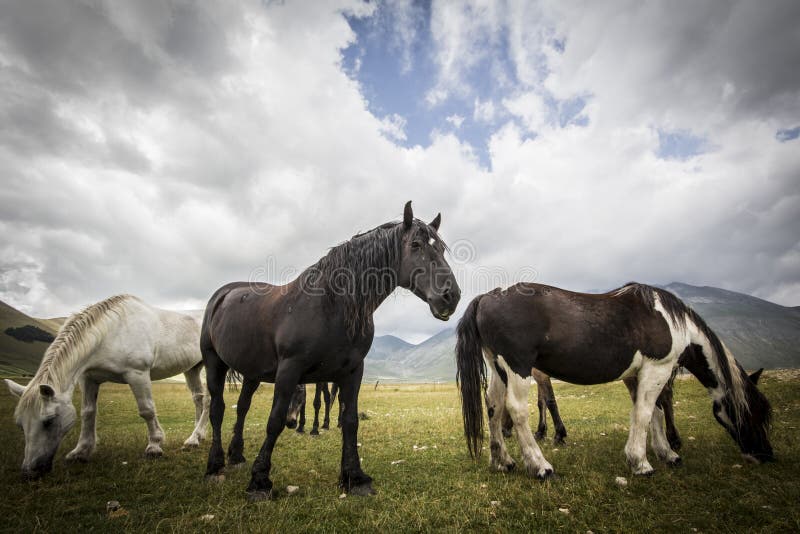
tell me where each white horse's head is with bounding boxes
[5,379,77,479]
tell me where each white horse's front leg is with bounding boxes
[625,363,674,475]
[126,372,165,457]
[485,353,515,472]
[501,359,554,479]
[182,365,209,448]
[65,376,100,462]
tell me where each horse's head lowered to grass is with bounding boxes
[5,379,77,479]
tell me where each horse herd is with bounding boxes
[5,202,773,501]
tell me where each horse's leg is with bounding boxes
[202,346,228,479]
[247,363,302,500]
[624,363,674,475]
[296,390,306,434]
[504,368,554,479]
[182,363,209,448]
[65,376,100,462]
[532,370,548,441]
[228,378,259,466]
[330,382,343,428]
[660,372,682,451]
[542,378,567,446]
[310,384,322,435]
[485,354,515,472]
[125,371,165,458]
[321,383,332,430]
[337,363,374,495]
[626,375,681,464]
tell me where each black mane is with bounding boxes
[301,219,445,339]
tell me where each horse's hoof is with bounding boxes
[634,468,655,477]
[65,452,90,464]
[505,462,516,472]
[247,490,272,502]
[296,429,305,434]
[553,437,567,446]
[145,448,163,458]
[206,473,226,483]
[667,457,682,468]
[348,482,376,496]
[310,430,320,436]
[536,468,555,480]
[321,424,330,430]
[534,432,545,441]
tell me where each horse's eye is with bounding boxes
[43,418,55,429]
[411,241,421,249]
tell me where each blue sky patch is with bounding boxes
[656,129,709,160]
[776,126,800,142]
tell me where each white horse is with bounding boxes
[4,294,210,479]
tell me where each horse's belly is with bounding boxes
[535,346,637,385]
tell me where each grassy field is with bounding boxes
[1,372,799,533]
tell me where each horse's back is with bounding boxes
[476,283,673,385]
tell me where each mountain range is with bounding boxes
[1,282,798,380]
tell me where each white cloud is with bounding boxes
[445,114,464,129]
[473,98,496,123]
[503,91,549,133]
[379,113,408,142]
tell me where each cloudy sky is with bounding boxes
[1,0,798,342]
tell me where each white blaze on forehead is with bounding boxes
[428,237,435,246]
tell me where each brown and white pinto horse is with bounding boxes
[457,282,772,478]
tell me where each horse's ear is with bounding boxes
[4,379,25,398]
[749,368,764,385]
[403,200,413,230]
[429,213,441,231]
[39,384,55,399]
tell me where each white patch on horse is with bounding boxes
[495,355,554,478]
[615,350,644,381]
[428,237,435,246]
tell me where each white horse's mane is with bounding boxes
[16,294,135,415]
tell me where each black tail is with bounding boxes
[456,294,487,459]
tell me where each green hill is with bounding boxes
[0,300,63,377]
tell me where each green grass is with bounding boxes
[2,373,799,533]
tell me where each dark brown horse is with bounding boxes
[506,369,682,451]
[201,202,460,499]
[457,283,772,478]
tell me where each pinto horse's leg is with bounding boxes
[541,380,567,445]
[182,363,210,448]
[502,364,554,479]
[65,376,100,462]
[310,384,323,435]
[624,362,675,475]
[625,374,681,466]
[202,346,229,479]
[126,371,166,458]
[247,363,302,500]
[659,372,682,451]
[321,383,332,430]
[532,370,548,441]
[485,353,515,472]
[228,378,259,466]
[337,363,374,495]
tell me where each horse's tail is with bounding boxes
[456,294,488,459]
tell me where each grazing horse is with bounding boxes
[201,202,460,499]
[506,369,682,450]
[456,283,772,478]
[4,295,209,479]
[286,383,338,435]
